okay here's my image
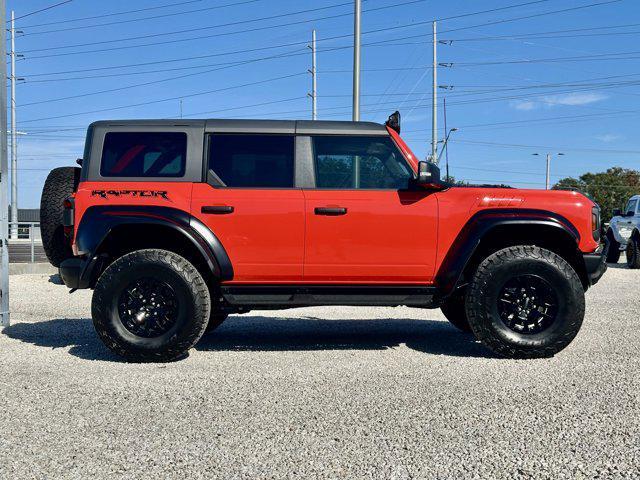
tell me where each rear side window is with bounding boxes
[312,135,412,189]
[100,132,187,178]
[208,134,294,188]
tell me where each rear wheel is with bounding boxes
[40,166,80,267]
[466,246,585,359]
[605,231,621,264]
[92,249,210,362]
[440,294,471,333]
[626,235,640,269]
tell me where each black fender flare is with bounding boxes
[435,209,580,297]
[75,205,233,281]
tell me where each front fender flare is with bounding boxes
[435,209,580,297]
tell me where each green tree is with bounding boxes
[553,167,640,222]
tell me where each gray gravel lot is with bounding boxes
[0,265,639,479]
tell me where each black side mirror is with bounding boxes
[385,111,401,134]
[613,209,622,217]
[414,161,444,189]
[626,210,635,217]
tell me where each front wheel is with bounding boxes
[92,249,211,362]
[626,235,640,269]
[604,231,621,264]
[466,246,585,359]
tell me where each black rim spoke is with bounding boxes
[117,278,179,338]
[496,275,558,335]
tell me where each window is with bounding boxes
[100,132,187,177]
[626,199,638,215]
[208,134,294,188]
[312,136,412,189]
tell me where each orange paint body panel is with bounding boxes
[303,189,438,283]
[190,184,305,283]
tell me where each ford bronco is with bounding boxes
[40,113,607,362]
[605,195,640,268]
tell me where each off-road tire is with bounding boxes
[466,245,585,359]
[92,249,211,362]
[205,313,229,334]
[40,166,80,267]
[605,230,621,264]
[440,294,471,333]
[626,235,640,269]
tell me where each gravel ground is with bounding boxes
[0,265,639,479]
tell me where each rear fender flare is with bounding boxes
[436,209,580,297]
[75,205,233,281]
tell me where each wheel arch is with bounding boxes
[436,209,587,296]
[75,206,233,286]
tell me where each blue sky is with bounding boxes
[7,0,640,207]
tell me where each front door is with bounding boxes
[303,135,438,284]
[191,133,305,283]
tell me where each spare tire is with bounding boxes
[40,166,81,267]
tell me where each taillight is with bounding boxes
[63,197,75,238]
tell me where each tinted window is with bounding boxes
[209,134,294,188]
[100,132,186,177]
[312,136,412,189]
[626,199,638,214]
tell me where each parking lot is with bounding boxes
[0,264,638,479]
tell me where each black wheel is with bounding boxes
[466,246,585,359]
[626,235,640,269]
[205,312,228,334]
[604,231,621,264]
[40,167,80,267]
[92,249,210,362]
[440,293,471,333]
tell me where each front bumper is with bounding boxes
[59,255,104,290]
[583,245,607,286]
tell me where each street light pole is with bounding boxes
[10,11,17,240]
[431,21,437,161]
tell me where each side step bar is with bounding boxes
[220,285,438,308]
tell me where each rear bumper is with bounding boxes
[583,245,607,286]
[59,255,104,290]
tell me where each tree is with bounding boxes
[553,167,640,222]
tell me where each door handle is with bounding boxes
[314,207,347,216]
[201,205,234,214]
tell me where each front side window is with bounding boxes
[100,132,186,177]
[626,199,638,215]
[209,134,294,188]
[312,136,412,189]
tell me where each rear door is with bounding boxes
[302,134,438,283]
[191,129,305,283]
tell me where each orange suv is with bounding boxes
[40,113,606,362]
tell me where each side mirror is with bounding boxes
[385,111,401,134]
[613,209,622,217]
[626,210,635,217]
[414,161,444,189]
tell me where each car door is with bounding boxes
[191,130,305,283]
[302,134,438,284]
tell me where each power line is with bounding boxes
[19,72,307,123]
[450,139,640,155]
[11,0,73,22]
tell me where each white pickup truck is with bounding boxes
[606,195,640,268]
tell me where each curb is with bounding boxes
[9,263,57,275]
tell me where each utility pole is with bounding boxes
[308,29,317,120]
[443,96,449,181]
[9,11,17,240]
[431,21,437,162]
[533,152,564,189]
[352,0,361,121]
[1,0,11,327]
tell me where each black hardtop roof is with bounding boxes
[88,119,388,136]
